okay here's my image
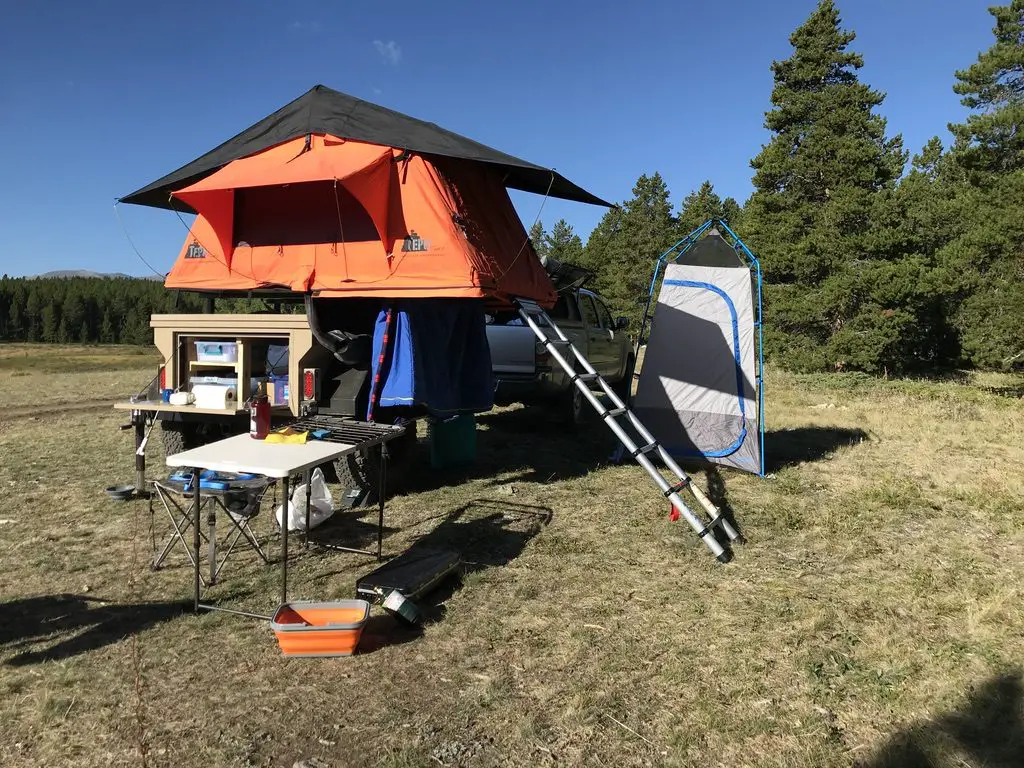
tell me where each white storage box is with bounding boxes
[194,341,238,363]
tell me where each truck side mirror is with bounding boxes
[615,316,630,330]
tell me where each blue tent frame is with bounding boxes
[634,218,765,477]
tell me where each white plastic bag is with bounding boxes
[275,468,334,531]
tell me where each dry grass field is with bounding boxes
[0,344,1022,767]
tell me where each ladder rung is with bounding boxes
[571,373,600,384]
[630,442,658,458]
[602,407,627,420]
[662,478,691,497]
[696,515,728,538]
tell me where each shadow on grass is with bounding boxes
[0,594,189,666]
[704,466,745,545]
[353,499,551,654]
[398,407,615,493]
[983,384,1024,399]
[859,670,1024,768]
[406,498,553,573]
[764,426,869,472]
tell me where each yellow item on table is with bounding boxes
[264,428,309,445]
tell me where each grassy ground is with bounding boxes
[0,345,159,410]
[0,347,1022,767]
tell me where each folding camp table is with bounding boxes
[165,421,403,617]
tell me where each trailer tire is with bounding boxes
[160,421,201,456]
[333,424,418,506]
[160,421,233,456]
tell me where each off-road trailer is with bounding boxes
[118,295,419,504]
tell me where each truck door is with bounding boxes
[578,291,614,375]
[593,295,627,380]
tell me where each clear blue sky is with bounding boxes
[0,0,997,277]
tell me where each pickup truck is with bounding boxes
[486,284,635,425]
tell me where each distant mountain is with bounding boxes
[32,270,164,280]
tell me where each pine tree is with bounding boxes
[40,303,59,342]
[744,0,911,372]
[675,181,744,239]
[937,1,1024,368]
[8,298,23,340]
[950,0,1024,174]
[585,173,674,330]
[99,311,115,343]
[25,290,41,342]
[545,219,584,264]
[528,221,550,261]
[62,293,85,342]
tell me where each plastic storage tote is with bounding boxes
[428,414,477,469]
[194,341,239,363]
[270,600,370,657]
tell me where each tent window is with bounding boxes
[233,181,379,247]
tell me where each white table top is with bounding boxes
[165,433,358,478]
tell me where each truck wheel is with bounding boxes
[613,354,636,402]
[565,384,589,428]
[333,424,418,506]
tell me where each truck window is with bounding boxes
[579,294,599,328]
[594,298,614,330]
[550,292,580,321]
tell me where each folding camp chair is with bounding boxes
[150,475,276,587]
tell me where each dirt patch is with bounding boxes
[0,400,118,421]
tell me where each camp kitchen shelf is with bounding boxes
[185,336,253,403]
[149,315,317,419]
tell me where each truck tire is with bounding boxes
[613,354,636,402]
[558,384,589,429]
[333,424,418,506]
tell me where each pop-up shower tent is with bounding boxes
[632,220,764,475]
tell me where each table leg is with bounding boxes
[207,498,217,586]
[134,414,146,496]
[192,468,201,613]
[280,475,290,607]
[377,443,388,560]
[304,468,312,548]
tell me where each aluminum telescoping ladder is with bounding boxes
[514,298,743,562]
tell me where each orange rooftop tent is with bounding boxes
[120,85,611,306]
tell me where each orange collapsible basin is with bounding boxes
[270,600,370,657]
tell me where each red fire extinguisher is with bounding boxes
[249,384,271,440]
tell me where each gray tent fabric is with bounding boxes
[633,262,760,473]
